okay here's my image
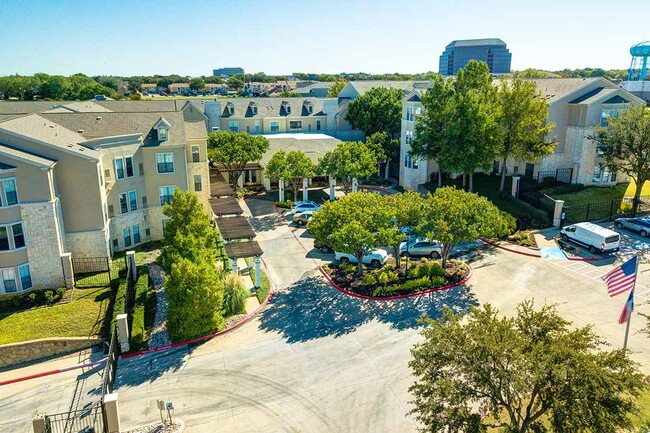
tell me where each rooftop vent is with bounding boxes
[78,129,84,133]
[96,116,102,122]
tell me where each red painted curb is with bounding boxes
[479,237,542,258]
[121,257,275,360]
[318,264,472,301]
[0,357,107,387]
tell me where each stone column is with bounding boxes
[302,178,309,201]
[329,177,336,201]
[126,251,137,282]
[103,393,121,433]
[511,175,520,198]
[117,314,130,352]
[255,256,261,288]
[279,178,285,202]
[60,252,74,289]
[237,173,244,189]
[352,178,358,193]
[553,199,565,228]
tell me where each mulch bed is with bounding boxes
[325,259,469,298]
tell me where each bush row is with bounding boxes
[129,267,150,352]
[0,287,67,313]
[275,200,294,209]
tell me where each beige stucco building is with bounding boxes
[0,102,210,294]
[399,77,646,191]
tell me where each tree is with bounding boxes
[410,75,453,187]
[264,150,317,201]
[496,73,556,192]
[318,141,377,192]
[166,257,224,342]
[384,191,424,266]
[365,131,399,176]
[277,91,302,97]
[593,105,650,214]
[40,75,71,99]
[419,187,513,267]
[189,77,205,92]
[160,190,218,269]
[74,82,114,100]
[346,87,403,138]
[409,301,646,433]
[520,68,549,78]
[69,73,95,98]
[309,192,396,276]
[207,131,270,190]
[227,77,244,93]
[327,80,347,98]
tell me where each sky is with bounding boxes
[1,0,649,77]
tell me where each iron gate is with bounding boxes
[71,257,126,288]
[41,402,105,433]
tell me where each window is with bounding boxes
[592,164,602,183]
[133,225,141,244]
[160,186,175,206]
[254,121,260,133]
[18,264,32,290]
[12,223,24,248]
[412,157,418,170]
[194,175,202,191]
[3,178,17,205]
[119,193,128,213]
[316,120,321,131]
[0,227,8,250]
[157,127,168,141]
[142,196,148,208]
[191,146,200,163]
[600,109,619,127]
[244,170,257,184]
[270,121,280,132]
[113,239,118,248]
[285,105,291,114]
[145,228,151,236]
[289,120,302,130]
[115,158,125,179]
[611,171,617,182]
[156,153,175,173]
[128,190,137,211]
[2,269,16,293]
[405,130,413,145]
[228,121,239,132]
[123,227,132,247]
[125,157,134,177]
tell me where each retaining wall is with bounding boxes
[0,337,103,368]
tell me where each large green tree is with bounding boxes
[365,131,400,177]
[308,192,397,276]
[345,87,403,138]
[384,191,424,266]
[496,74,556,192]
[264,150,317,201]
[40,75,71,100]
[593,105,650,214]
[410,301,646,433]
[318,141,377,192]
[189,77,205,92]
[327,80,347,97]
[419,187,513,267]
[207,131,270,189]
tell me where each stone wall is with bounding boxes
[109,209,148,252]
[66,228,110,258]
[0,337,103,368]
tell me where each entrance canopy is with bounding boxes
[216,216,256,241]
[224,241,263,259]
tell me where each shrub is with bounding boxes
[362,273,377,286]
[377,272,389,285]
[275,200,294,209]
[44,290,55,304]
[338,262,357,274]
[56,287,66,300]
[399,277,431,293]
[372,286,400,297]
[547,183,585,195]
[130,268,150,351]
[223,274,249,316]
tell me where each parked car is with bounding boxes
[398,238,442,258]
[291,200,320,213]
[335,249,388,268]
[314,240,333,254]
[560,222,620,254]
[615,217,650,237]
[293,210,315,226]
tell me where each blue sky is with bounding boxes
[1,0,648,76]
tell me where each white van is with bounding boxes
[560,222,620,254]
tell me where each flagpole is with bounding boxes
[622,252,640,354]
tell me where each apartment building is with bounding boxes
[0,104,210,294]
[399,77,645,191]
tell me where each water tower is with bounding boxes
[628,41,650,81]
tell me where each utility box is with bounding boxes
[117,314,129,353]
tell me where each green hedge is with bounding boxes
[129,266,150,352]
[109,278,126,332]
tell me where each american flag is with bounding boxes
[601,255,637,297]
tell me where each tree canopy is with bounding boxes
[495,73,556,192]
[189,77,205,91]
[345,87,403,138]
[264,150,317,200]
[410,301,646,433]
[207,131,270,189]
[593,105,650,213]
[419,187,514,267]
[318,141,377,191]
[327,80,347,97]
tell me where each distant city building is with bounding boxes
[438,38,512,76]
[213,67,245,78]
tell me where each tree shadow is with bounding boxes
[114,346,189,389]
[258,276,479,344]
[249,214,283,233]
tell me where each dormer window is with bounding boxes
[284,104,291,114]
[249,103,258,115]
[153,117,172,142]
[308,105,313,114]
[226,103,235,115]
[158,127,168,141]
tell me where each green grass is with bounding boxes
[551,183,630,206]
[112,240,164,266]
[245,257,271,304]
[424,173,550,228]
[0,286,115,344]
[129,267,150,352]
[109,279,127,332]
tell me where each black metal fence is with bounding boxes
[42,402,105,433]
[72,257,127,288]
[535,168,573,185]
[563,196,650,224]
[101,325,120,397]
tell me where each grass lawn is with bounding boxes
[424,173,550,228]
[551,183,630,206]
[245,257,271,304]
[0,287,115,344]
[112,240,163,266]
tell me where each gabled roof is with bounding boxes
[0,143,57,168]
[217,98,331,118]
[261,133,340,165]
[153,117,172,129]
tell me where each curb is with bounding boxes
[318,264,473,301]
[479,237,542,258]
[121,256,274,360]
[0,357,107,387]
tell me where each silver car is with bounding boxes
[615,217,650,237]
[398,238,442,258]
